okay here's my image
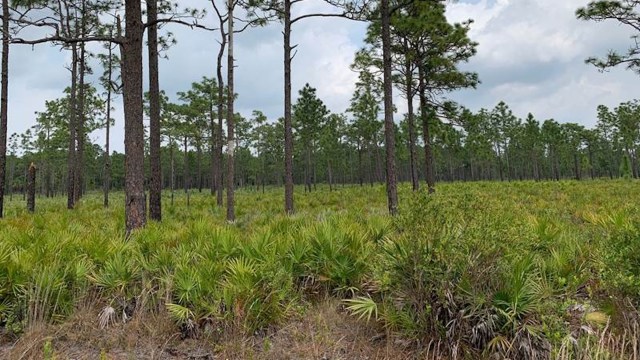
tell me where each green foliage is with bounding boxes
[1,181,639,359]
[620,153,633,179]
[344,296,378,321]
[577,1,640,74]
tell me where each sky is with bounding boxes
[7,0,639,152]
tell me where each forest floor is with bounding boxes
[0,300,409,359]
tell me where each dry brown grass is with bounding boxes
[0,300,410,360]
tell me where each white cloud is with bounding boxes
[447,0,639,124]
[5,0,640,153]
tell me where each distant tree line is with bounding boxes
[0,0,638,232]
[4,80,639,202]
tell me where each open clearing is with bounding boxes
[1,181,640,359]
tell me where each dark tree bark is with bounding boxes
[214,11,226,208]
[381,0,398,215]
[170,136,175,206]
[357,142,363,186]
[67,44,78,209]
[226,0,235,222]
[418,67,435,194]
[148,0,162,221]
[44,129,51,197]
[209,92,218,198]
[305,146,312,192]
[588,145,595,179]
[75,41,86,202]
[283,0,294,214]
[574,153,581,180]
[197,143,203,192]
[123,0,147,234]
[0,0,8,218]
[26,162,36,213]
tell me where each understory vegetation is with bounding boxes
[1,181,639,359]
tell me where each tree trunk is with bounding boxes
[170,136,175,206]
[148,0,162,221]
[418,67,435,194]
[367,144,374,187]
[305,145,311,192]
[283,0,294,214]
[184,136,190,207]
[588,146,595,179]
[197,143,203,192]
[496,145,504,181]
[357,143,363,186]
[552,149,560,181]
[67,44,78,210]
[75,24,86,202]
[0,0,8,218]
[226,0,235,222]
[381,0,398,215]
[103,41,113,208]
[215,22,226,207]
[405,44,418,192]
[123,0,147,234]
[210,95,218,197]
[632,150,639,179]
[26,162,36,213]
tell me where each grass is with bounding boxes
[0,180,639,359]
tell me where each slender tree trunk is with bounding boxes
[418,67,435,194]
[148,0,162,221]
[496,145,504,181]
[226,0,235,222]
[197,144,203,192]
[170,136,175,206]
[631,150,639,179]
[305,146,311,192]
[367,144,374,187]
[66,44,78,209]
[123,0,147,233]
[215,22,226,207]
[210,101,218,197]
[504,144,511,181]
[357,143,363,186]
[283,0,294,214]
[103,42,113,208]
[0,0,8,218]
[588,146,595,179]
[312,153,316,191]
[184,136,190,207]
[75,23,86,202]
[26,162,36,213]
[381,0,398,215]
[405,46,418,191]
